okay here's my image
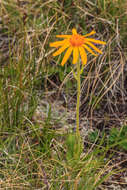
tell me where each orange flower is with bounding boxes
[50,28,106,66]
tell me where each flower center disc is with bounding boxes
[70,34,84,47]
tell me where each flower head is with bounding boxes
[50,28,106,66]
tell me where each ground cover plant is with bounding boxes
[0,0,127,189]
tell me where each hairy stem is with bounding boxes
[76,61,81,138]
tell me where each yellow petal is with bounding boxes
[83,44,97,56]
[53,43,70,56]
[72,28,77,35]
[84,41,103,54]
[84,30,96,37]
[50,40,67,47]
[61,47,73,66]
[85,38,106,44]
[56,35,71,38]
[73,47,79,64]
[79,47,87,65]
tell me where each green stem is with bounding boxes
[76,61,81,138]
